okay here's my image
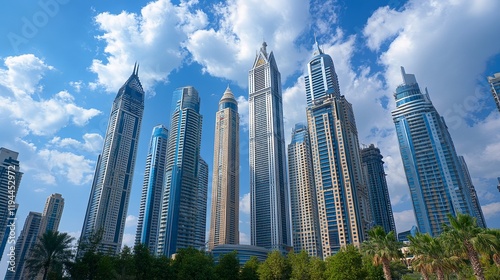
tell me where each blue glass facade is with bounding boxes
[81,64,144,254]
[488,73,500,113]
[157,86,203,257]
[392,67,480,236]
[135,125,168,253]
[305,44,370,258]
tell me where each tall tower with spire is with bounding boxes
[248,42,291,251]
[208,86,240,251]
[81,64,144,254]
[305,41,370,258]
[392,67,482,236]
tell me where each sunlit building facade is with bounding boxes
[288,123,321,257]
[488,72,500,113]
[208,86,239,251]
[81,64,144,254]
[305,43,370,258]
[248,42,290,251]
[392,67,481,236]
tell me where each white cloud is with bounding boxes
[37,149,95,185]
[125,215,138,228]
[69,81,83,92]
[34,188,46,193]
[239,192,250,215]
[239,231,250,245]
[481,202,500,220]
[49,133,104,153]
[0,55,101,136]
[236,95,249,131]
[91,0,207,93]
[185,0,311,87]
[393,209,417,233]
[122,233,135,248]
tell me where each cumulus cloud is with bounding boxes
[49,133,104,153]
[481,202,500,220]
[0,55,101,136]
[125,215,138,228]
[239,192,250,215]
[91,0,208,93]
[37,149,95,185]
[393,209,417,233]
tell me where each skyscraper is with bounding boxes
[196,158,208,249]
[39,193,65,237]
[458,156,486,228]
[305,43,370,258]
[288,123,321,257]
[488,72,500,113]
[392,67,481,236]
[208,86,240,251]
[248,42,290,251]
[157,86,203,257]
[0,147,22,263]
[135,125,168,253]
[6,211,42,280]
[361,144,396,234]
[81,64,144,254]
[8,193,65,279]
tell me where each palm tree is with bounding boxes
[25,230,74,280]
[441,213,498,280]
[408,233,459,280]
[482,229,500,267]
[362,226,402,280]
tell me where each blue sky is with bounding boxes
[1,0,500,272]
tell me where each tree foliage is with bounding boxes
[258,250,290,280]
[325,245,366,280]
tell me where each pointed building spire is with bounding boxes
[132,62,137,75]
[313,33,323,55]
[260,41,268,57]
[136,63,139,75]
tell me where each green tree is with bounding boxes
[133,243,153,280]
[288,250,311,280]
[25,230,74,280]
[309,256,326,280]
[408,233,459,280]
[258,250,290,280]
[172,247,215,280]
[151,255,173,280]
[362,226,402,280]
[441,213,498,280]
[240,256,260,280]
[362,255,384,280]
[112,246,135,279]
[215,251,240,280]
[325,245,366,280]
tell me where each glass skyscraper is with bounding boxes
[196,158,208,249]
[305,43,370,258]
[0,147,22,263]
[288,123,321,257]
[392,67,482,236]
[157,86,203,257]
[488,72,500,113]
[39,193,64,236]
[81,64,144,254]
[458,156,486,228]
[208,86,239,251]
[361,144,396,234]
[248,42,291,251]
[135,125,168,253]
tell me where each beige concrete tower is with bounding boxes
[208,86,239,250]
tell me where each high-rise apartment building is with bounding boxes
[457,156,486,228]
[305,43,370,258]
[6,211,42,280]
[361,144,396,234]
[157,86,203,257]
[135,125,168,253]
[8,193,65,279]
[0,147,22,263]
[488,72,500,113]
[248,42,290,251]
[81,64,144,254]
[208,87,240,251]
[39,193,65,237]
[392,67,481,236]
[196,158,208,249]
[287,123,321,257]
